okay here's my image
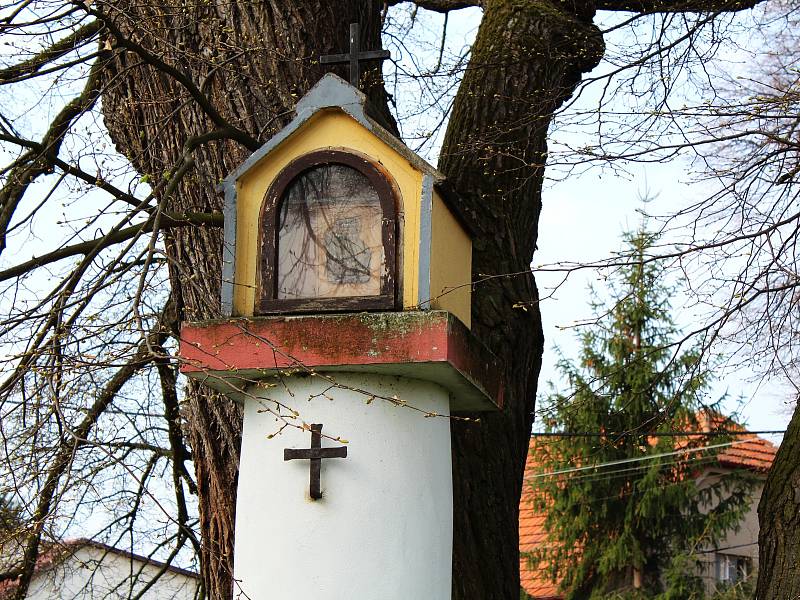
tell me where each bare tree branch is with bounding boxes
[0,20,102,84]
[11,299,174,600]
[596,0,761,11]
[0,52,107,253]
[386,0,480,12]
[0,210,222,284]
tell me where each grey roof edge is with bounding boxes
[19,538,199,582]
[220,184,236,317]
[219,73,445,190]
[417,173,434,309]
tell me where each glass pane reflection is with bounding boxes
[277,164,386,299]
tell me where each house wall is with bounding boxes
[695,470,763,594]
[23,546,199,599]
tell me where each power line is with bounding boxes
[526,438,758,480]
[531,430,785,437]
[544,454,720,485]
[697,542,757,555]
[526,453,731,486]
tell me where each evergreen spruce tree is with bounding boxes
[528,229,755,600]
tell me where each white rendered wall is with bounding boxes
[234,372,453,600]
[696,472,764,593]
[23,546,199,599]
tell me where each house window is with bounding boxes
[716,553,751,584]
[259,151,397,313]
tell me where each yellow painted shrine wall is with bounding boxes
[429,190,472,328]
[231,107,473,327]
[232,109,422,315]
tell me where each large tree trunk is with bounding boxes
[99,0,601,598]
[757,401,800,599]
[438,2,601,596]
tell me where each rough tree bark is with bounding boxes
[757,402,800,600]
[438,1,602,597]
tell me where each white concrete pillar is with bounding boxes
[232,372,453,600]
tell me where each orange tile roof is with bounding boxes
[717,436,777,472]
[518,432,777,599]
[519,447,561,599]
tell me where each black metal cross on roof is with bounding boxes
[284,424,347,500]
[320,23,391,88]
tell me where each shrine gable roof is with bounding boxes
[220,73,444,191]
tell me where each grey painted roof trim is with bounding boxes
[219,74,445,191]
[220,184,236,317]
[417,173,434,310]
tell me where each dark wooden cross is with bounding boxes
[320,23,391,88]
[284,424,347,499]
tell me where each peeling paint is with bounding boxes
[179,311,503,412]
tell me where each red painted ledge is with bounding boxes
[179,311,503,412]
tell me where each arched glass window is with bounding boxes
[278,164,383,299]
[259,151,397,313]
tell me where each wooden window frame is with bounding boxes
[258,150,399,314]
